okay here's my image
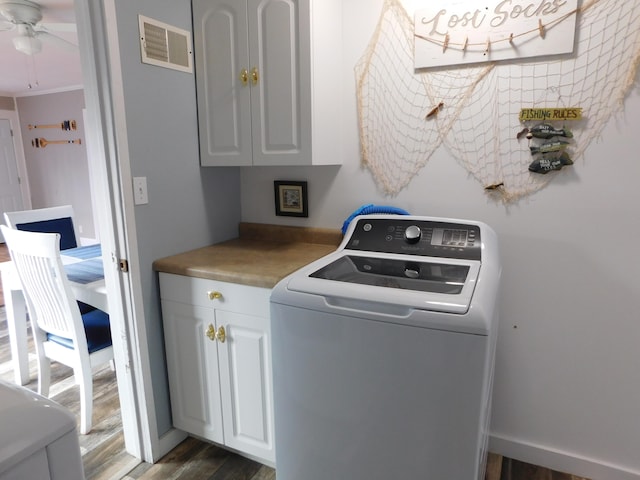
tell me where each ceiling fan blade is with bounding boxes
[34,29,77,52]
[0,18,15,31]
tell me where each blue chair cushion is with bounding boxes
[47,309,112,353]
[16,217,77,250]
[77,301,96,314]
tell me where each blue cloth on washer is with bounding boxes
[65,258,104,284]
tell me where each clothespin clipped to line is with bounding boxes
[443,34,450,53]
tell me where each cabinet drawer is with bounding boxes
[159,273,271,317]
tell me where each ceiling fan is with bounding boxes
[0,0,77,55]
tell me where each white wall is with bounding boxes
[240,0,640,478]
[15,90,96,241]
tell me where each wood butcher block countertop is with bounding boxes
[153,222,342,289]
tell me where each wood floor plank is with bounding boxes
[82,430,140,480]
[206,453,262,480]
[485,452,503,480]
[126,437,228,480]
[502,458,592,480]
[250,466,277,480]
[504,458,553,480]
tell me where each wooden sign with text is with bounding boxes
[414,0,578,69]
[519,107,583,121]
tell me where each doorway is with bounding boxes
[0,116,26,242]
[0,0,147,462]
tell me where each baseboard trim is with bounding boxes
[490,433,640,480]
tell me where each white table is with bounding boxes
[0,245,107,386]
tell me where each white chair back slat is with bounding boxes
[1,227,88,352]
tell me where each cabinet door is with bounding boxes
[194,0,253,166]
[161,299,224,444]
[216,308,275,463]
[248,0,311,166]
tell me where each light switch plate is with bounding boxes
[133,176,149,205]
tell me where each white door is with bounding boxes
[161,299,225,444]
[248,0,311,166]
[217,308,275,462]
[193,0,252,166]
[193,0,311,167]
[0,119,24,242]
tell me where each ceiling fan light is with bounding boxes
[13,34,42,55]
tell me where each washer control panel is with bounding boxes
[347,218,482,260]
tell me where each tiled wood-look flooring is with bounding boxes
[0,239,589,479]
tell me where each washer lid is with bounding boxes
[0,380,77,474]
[286,251,480,314]
[311,255,470,295]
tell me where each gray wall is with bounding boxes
[239,0,640,478]
[16,90,96,241]
[111,0,241,435]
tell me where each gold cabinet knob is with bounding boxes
[240,68,248,86]
[251,67,259,85]
[205,323,216,341]
[216,325,226,343]
[208,290,223,301]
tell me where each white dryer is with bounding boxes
[270,214,501,480]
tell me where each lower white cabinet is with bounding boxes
[159,273,275,465]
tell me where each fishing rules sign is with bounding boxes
[414,0,578,69]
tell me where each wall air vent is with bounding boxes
[138,15,193,73]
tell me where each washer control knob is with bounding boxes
[404,225,422,244]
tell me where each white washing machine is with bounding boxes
[270,214,501,480]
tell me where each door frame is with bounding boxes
[0,109,32,215]
[74,0,184,462]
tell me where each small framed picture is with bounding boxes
[274,180,308,217]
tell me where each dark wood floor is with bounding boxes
[0,239,589,479]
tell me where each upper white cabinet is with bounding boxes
[192,0,343,166]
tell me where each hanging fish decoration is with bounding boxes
[484,181,504,191]
[529,140,570,155]
[528,151,573,174]
[526,124,573,139]
[516,127,529,140]
[425,102,444,119]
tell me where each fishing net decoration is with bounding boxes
[355,0,640,201]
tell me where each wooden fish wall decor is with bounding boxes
[32,138,82,148]
[28,120,77,131]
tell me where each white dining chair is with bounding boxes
[3,204,96,314]
[0,225,113,434]
[3,205,80,250]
